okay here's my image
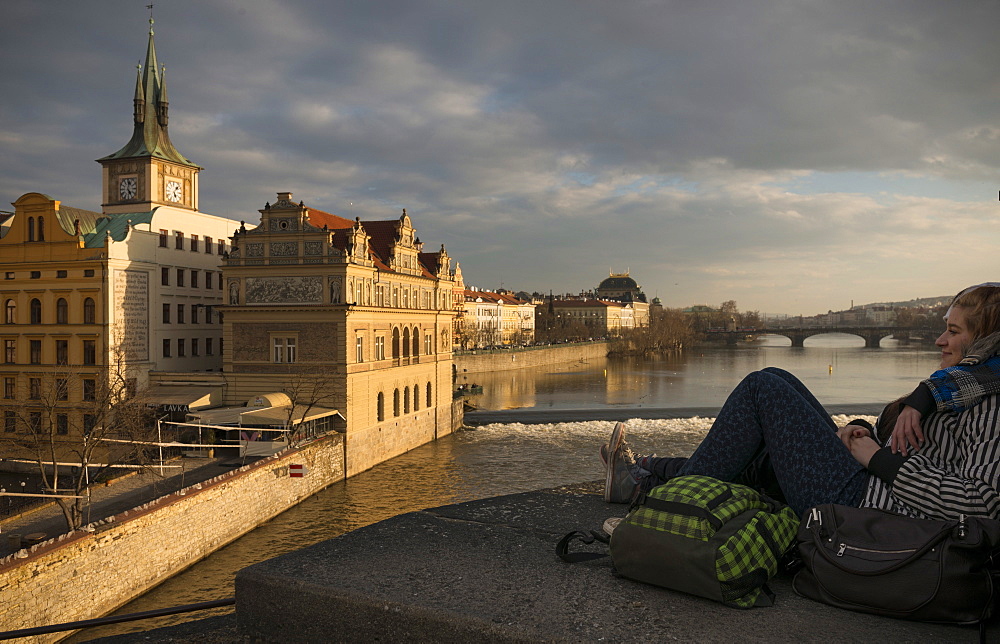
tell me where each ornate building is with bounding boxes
[220,195,460,475]
[0,21,235,446]
[595,271,649,327]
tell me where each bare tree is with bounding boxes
[279,365,342,445]
[0,346,156,531]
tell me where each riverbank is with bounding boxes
[454,341,608,375]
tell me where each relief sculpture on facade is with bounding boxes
[245,276,322,304]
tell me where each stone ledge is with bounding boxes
[234,485,980,643]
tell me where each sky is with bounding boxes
[1,1,998,316]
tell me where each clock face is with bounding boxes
[119,177,138,200]
[165,180,183,203]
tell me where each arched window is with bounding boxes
[4,300,14,324]
[402,328,410,357]
[27,217,34,242]
[377,392,385,422]
[393,389,400,417]
[29,299,41,325]
[83,298,96,324]
[412,327,419,356]
[392,328,400,359]
[56,298,68,324]
[426,382,433,408]
[412,384,419,411]
[403,387,410,414]
[37,216,44,241]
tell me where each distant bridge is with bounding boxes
[705,326,922,348]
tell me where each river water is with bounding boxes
[75,334,940,641]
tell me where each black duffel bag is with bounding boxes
[793,504,1000,625]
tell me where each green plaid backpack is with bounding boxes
[558,475,800,608]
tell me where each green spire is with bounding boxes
[98,17,199,168]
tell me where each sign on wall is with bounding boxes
[114,269,149,361]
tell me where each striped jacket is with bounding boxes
[863,393,1000,520]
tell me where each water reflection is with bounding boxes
[460,335,939,411]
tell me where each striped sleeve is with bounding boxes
[888,396,1000,520]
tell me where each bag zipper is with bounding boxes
[837,543,918,557]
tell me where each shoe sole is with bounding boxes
[604,422,627,503]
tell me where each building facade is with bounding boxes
[551,298,636,335]
[460,289,535,348]
[221,196,460,475]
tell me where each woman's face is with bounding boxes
[936,305,973,368]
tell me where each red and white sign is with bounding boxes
[289,463,308,478]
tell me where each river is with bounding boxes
[74,334,941,641]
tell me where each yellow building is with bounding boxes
[460,289,535,347]
[551,298,636,336]
[220,195,460,476]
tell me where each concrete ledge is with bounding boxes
[235,484,980,643]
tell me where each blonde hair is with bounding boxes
[949,285,1000,341]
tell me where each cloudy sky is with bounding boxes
[1,1,997,316]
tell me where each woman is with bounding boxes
[604,283,1000,520]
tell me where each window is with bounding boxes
[377,392,385,422]
[356,336,363,363]
[83,298,95,324]
[177,304,185,324]
[84,269,94,278]
[29,411,41,433]
[4,410,15,433]
[161,267,169,286]
[56,270,66,278]
[177,338,186,357]
[426,382,432,408]
[175,231,184,250]
[27,217,34,242]
[218,241,226,255]
[176,269,185,287]
[30,340,41,364]
[190,235,199,252]
[3,377,13,399]
[204,305,213,324]
[403,387,410,414]
[425,334,433,356]
[5,300,14,324]
[38,216,44,241]
[56,298,68,324]
[83,414,96,435]
[206,337,214,355]
[162,339,171,357]
[273,337,297,363]
[191,306,198,324]
[393,389,400,417]
[205,237,213,254]
[4,339,14,363]
[56,339,68,365]
[159,229,169,247]
[205,272,213,290]
[56,414,68,435]
[83,379,96,401]
[29,378,40,399]
[375,336,385,360]
[413,384,419,411]
[83,339,96,365]
[163,303,171,324]
[191,270,199,288]
[4,272,12,280]
[56,378,67,401]
[30,271,40,279]
[30,298,41,324]
[192,338,200,356]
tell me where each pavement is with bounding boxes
[92,481,987,643]
[0,456,257,558]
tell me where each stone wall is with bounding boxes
[454,342,608,375]
[0,434,345,642]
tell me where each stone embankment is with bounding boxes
[454,341,607,375]
[0,435,345,642]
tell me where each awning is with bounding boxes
[147,385,220,412]
[185,404,338,428]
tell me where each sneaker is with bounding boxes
[604,440,643,504]
[607,421,626,461]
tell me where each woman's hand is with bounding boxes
[890,405,924,456]
[838,425,879,467]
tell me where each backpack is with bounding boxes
[558,475,800,608]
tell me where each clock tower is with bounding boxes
[98,17,201,214]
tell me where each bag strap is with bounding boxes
[556,529,610,563]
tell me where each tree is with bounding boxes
[279,365,342,445]
[0,345,156,531]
